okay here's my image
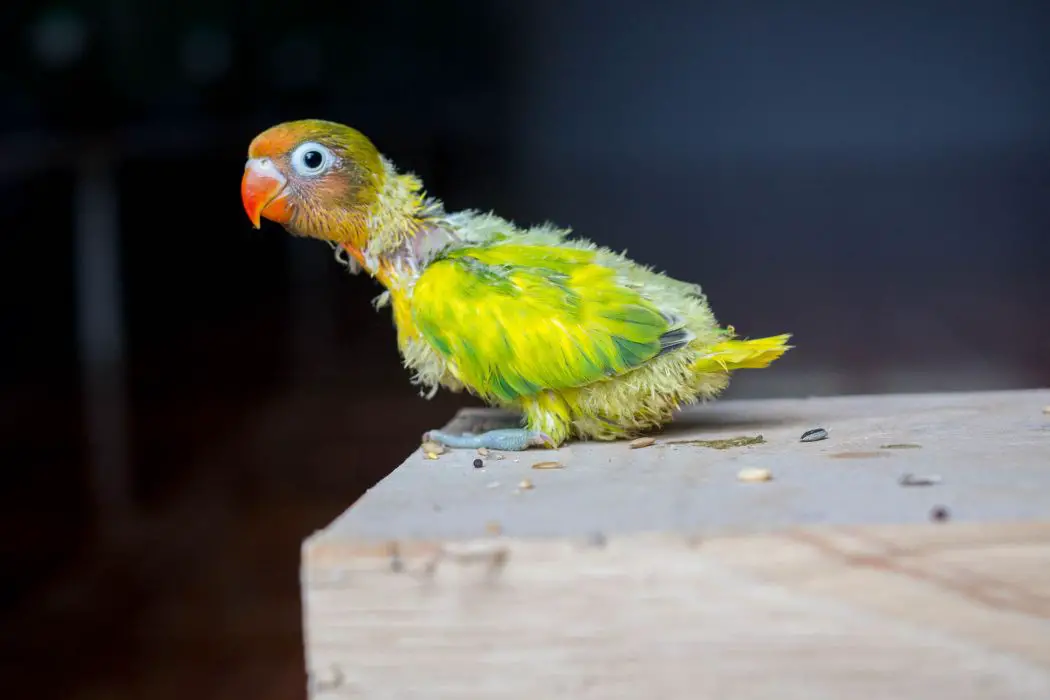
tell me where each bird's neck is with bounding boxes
[338,157,455,290]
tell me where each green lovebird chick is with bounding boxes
[241,119,792,451]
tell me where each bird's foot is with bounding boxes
[423,428,555,451]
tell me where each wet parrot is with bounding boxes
[240,119,792,451]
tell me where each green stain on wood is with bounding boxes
[663,435,766,449]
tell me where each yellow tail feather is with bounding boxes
[691,333,792,374]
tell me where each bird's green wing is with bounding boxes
[411,243,691,403]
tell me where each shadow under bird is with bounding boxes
[240,119,792,451]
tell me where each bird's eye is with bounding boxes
[290,142,333,176]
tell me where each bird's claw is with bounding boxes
[530,432,556,448]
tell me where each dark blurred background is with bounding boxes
[1,0,1047,697]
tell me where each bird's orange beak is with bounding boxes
[241,158,291,229]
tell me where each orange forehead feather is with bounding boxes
[247,129,299,159]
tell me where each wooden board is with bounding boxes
[302,389,1050,698]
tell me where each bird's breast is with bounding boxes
[388,288,420,347]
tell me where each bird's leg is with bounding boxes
[423,394,568,451]
[423,429,555,451]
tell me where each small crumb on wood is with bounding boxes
[882,443,923,450]
[531,461,564,470]
[518,479,534,490]
[485,521,502,535]
[424,452,440,460]
[421,441,446,455]
[930,505,951,522]
[1043,406,1050,415]
[628,437,656,449]
[899,473,941,486]
[737,467,773,482]
[477,447,489,457]
[800,428,828,442]
[665,434,765,449]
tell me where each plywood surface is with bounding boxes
[303,522,1050,699]
[325,389,1050,540]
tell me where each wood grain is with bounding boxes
[303,522,1050,699]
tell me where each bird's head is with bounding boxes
[240,119,386,244]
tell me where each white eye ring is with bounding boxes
[290,142,334,177]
